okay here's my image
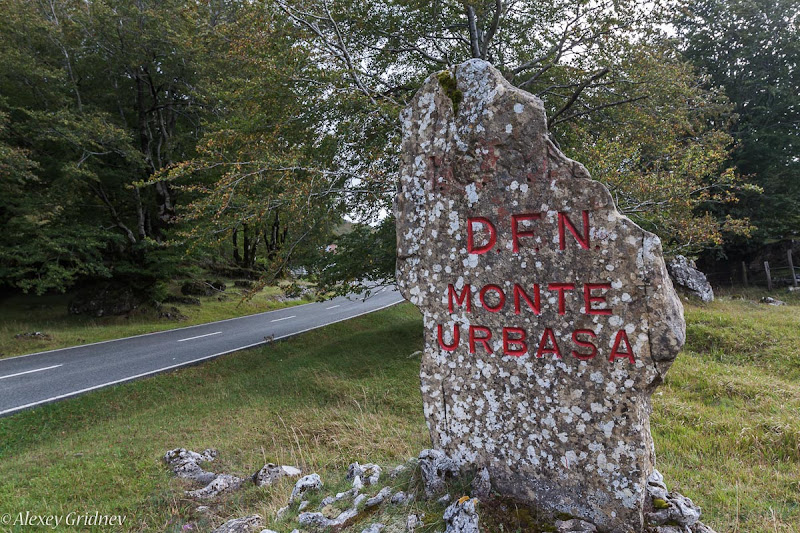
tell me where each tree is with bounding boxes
[259,0,751,290]
[0,0,214,294]
[675,0,800,249]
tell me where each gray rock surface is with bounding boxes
[470,467,491,500]
[407,514,422,532]
[253,463,302,487]
[419,449,459,498]
[645,469,715,533]
[761,296,785,306]
[347,462,382,486]
[361,524,386,533]
[290,474,323,503]
[556,519,597,532]
[395,59,686,533]
[164,448,218,484]
[187,473,243,499]
[366,487,393,508]
[298,507,359,530]
[667,256,714,302]
[391,491,408,504]
[443,498,480,533]
[211,515,262,533]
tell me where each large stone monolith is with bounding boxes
[395,59,686,533]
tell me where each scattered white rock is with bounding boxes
[437,494,451,505]
[298,500,309,511]
[275,506,289,520]
[282,466,302,477]
[196,506,210,514]
[668,256,714,302]
[211,515,262,533]
[259,530,280,533]
[419,449,459,498]
[366,487,393,508]
[390,463,409,478]
[761,296,786,306]
[290,474,323,503]
[187,474,243,499]
[647,469,669,501]
[407,514,422,532]
[253,463,302,487]
[299,507,359,530]
[347,462,382,486]
[361,524,385,533]
[320,488,358,509]
[443,498,479,533]
[647,493,701,527]
[391,491,408,504]
[555,518,597,532]
[164,448,218,484]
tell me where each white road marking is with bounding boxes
[177,331,221,342]
[2,294,351,361]
[271,315,296,322]
[325,305,341,310]
[0,364,62,381]
[0,298,405,418]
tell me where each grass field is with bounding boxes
[0,281,313,359]
[0,291,798,532]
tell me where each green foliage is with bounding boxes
[676,0,800,248]
[0,0,210,294]
[313,218,397,296]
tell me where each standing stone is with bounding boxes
[395,59,685,533]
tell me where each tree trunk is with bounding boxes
[233,227,241,265]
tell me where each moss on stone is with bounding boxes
[653,498,670,510]
[436,71,463,115]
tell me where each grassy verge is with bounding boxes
[0,281,313,359]
[0,293,798,532]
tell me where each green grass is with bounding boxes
[0,292,798,532]
[0,281,313,359]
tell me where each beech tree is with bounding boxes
[676,0,799,249]
[0,0,212,294]
[265,0,752,291]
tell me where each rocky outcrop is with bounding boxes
[210,515,262,533]
[443,498,480,533]
[667,256,714,302]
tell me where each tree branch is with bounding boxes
[548,67,610,128]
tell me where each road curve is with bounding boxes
[0,287,404,418]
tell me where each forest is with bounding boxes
[1,0,797,302]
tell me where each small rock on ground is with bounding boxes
[164,448,218,484]
[407,514,422,532]
[186,474,243,499]
[443,498,479,533]
[419,449,459,498]
[290,474,323,503]
[366,487,393,508]
[361,524,385,533]
[211,515,262,533]
[556,518,597,532]
[253,463,302,487]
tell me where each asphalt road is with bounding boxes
[0,287,404,418]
